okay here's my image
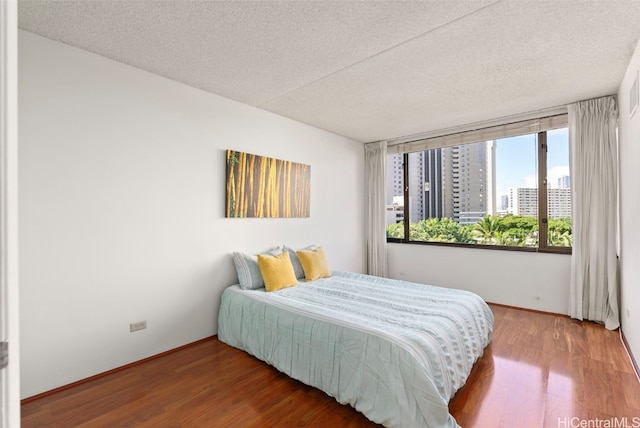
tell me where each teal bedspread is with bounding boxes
[218,271,493,428]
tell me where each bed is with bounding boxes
[218,271,493,428]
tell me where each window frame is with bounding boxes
[387,125,572,255]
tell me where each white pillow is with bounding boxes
[232,247,281,290]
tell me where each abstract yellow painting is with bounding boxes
[225,150,310,218]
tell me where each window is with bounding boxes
[386,115,571,253]
[545,128,572,248]
[385,152,405,239]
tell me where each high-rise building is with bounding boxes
[386,154,404,205]
[509,188,538,217]
[547,188,572,218]
[442,141,493,225]
[386,143,569,226]
[421,149,443,219]
[509,187,571,219]
[386,153,427,223]
[485,140,497,216]
[501,195,509,211]
[406,152,425,222]
[386,140,494,226]
[385,195,405,225]
[558,175,570,189]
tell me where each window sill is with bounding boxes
[386,239,572,255]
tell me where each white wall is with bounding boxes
[618,39,640,370]
[18,31,365,398]
[1,2,20,427]
[388,244,571,314]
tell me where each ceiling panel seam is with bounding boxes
[256,0,502,108]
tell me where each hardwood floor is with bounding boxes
[450,305,640,427]
[22,304,640,427]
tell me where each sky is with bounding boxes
[494,128,569,198]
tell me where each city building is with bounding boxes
[501,195,510,211]
[386,141,495,226]
[558,175,571,189]
[509,188,538,217]
[509,187,572,219]
[548,188,572,218]
[387,153,426,223]
[386,196,405,225]
[386,154,404,205]
[421,149,444,219]
[442,141,493,225]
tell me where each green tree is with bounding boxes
[548,217,572,246]
[387,214,570,248]
[494,230,527,246]
[387,218,473,243]
[498,214,538,246]
[549,229,572,246]
[549,217,572,235]
[410,218,473,243]
[472,215,503,244]
[386,222,404,239]
[500,214,538,233]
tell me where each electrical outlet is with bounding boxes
[627,307,631,318]
[130,321,147,332]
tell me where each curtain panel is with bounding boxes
[364,141,388,277]
[568,96,620,330]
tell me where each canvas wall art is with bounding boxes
[225,150,310,218]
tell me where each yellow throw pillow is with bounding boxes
[257,251,298,292]
[296,247,331,281]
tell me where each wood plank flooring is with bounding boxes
[22,304,640,427]
[451,305,640,427]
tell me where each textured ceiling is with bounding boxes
[18,0,640,143]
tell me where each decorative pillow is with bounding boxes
[284,245,318,279]
[257,251,298,292]
[296,247,331,281]
[232,247,281,290]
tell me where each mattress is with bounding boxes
[217,271,493,428]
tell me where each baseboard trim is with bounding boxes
[621,329,640,382]
[486,301,569,318]
[21,335,216,404]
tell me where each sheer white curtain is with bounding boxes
[364,141,388,277]
[568,96,620,330]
